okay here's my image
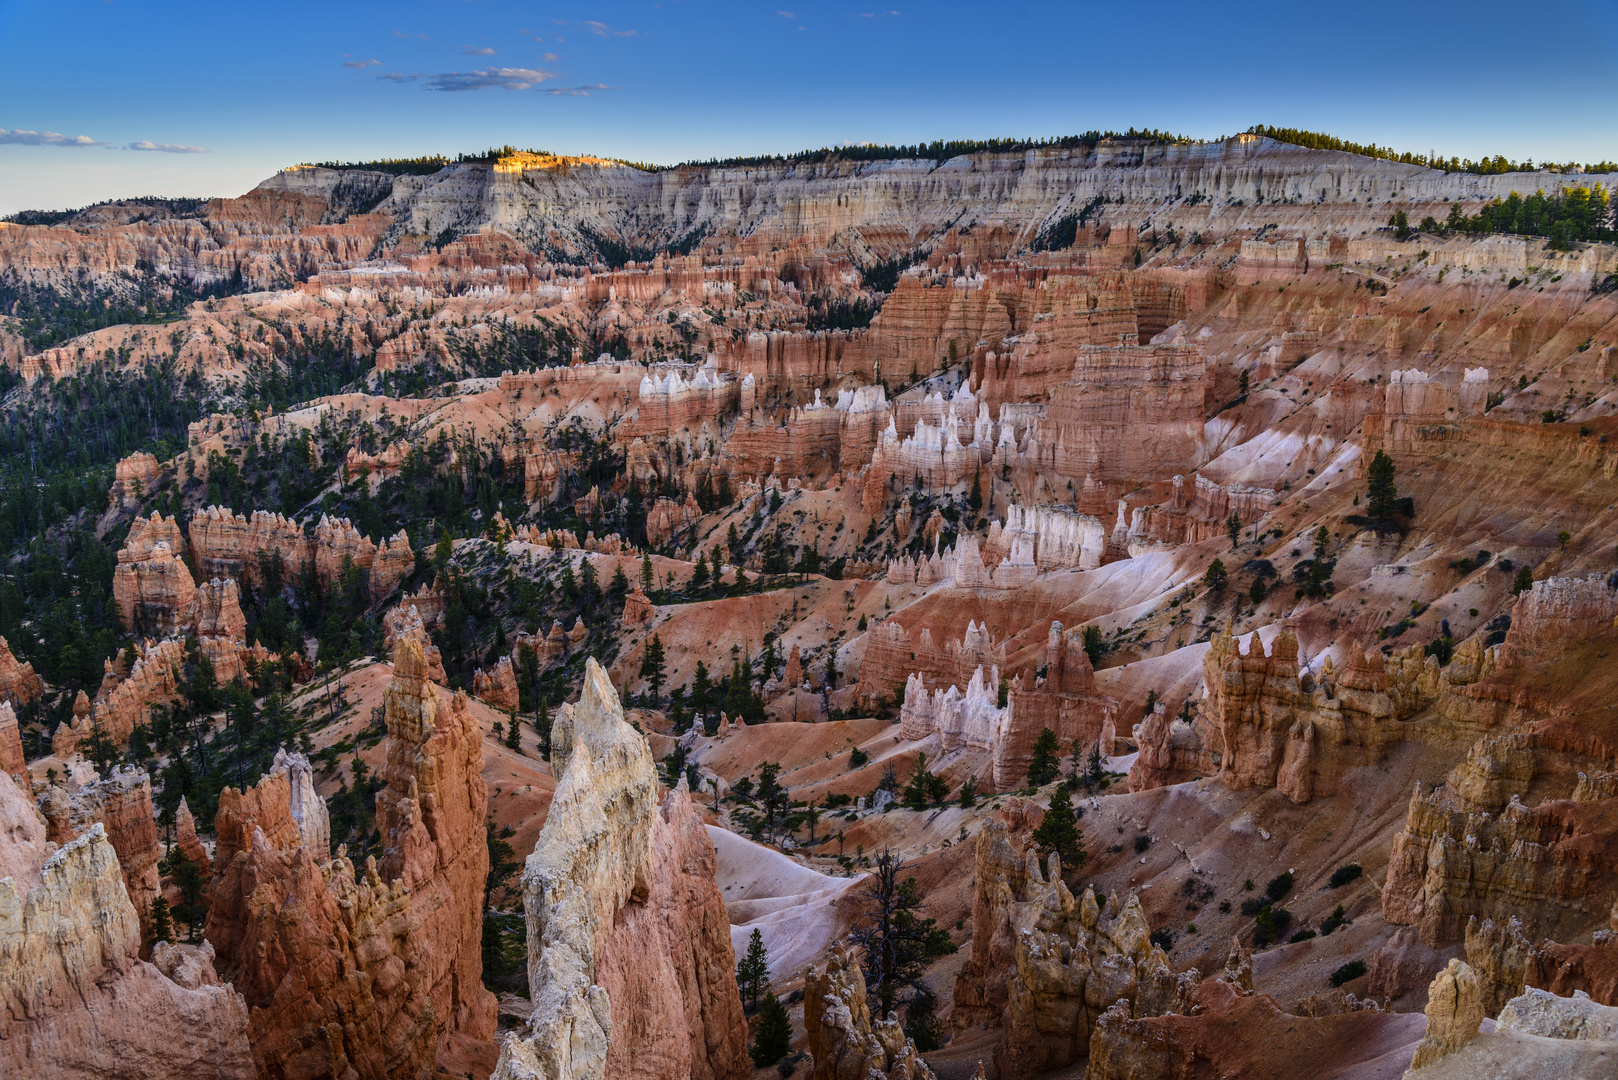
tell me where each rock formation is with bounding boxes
[1383,776,1618,948]
[0,770,255,1079]
[951,801,1194,1078]
[805,945,936,1080]
[113,512,197,636]
[201,666,490,1080]
[491,657,749,1080]
[0,701,22,776]
[38,766,163,938]
[1407,960,1486,1071]
[0,635,44,707]
[374,637,498,1056]
[474,654,521,712]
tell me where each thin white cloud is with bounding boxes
[852,10,900,15]
[541,52,560,60]
[553,19,641,37]
[542,83,615,96]
[777,10,797,17]
[343,57,384,68]
[462,45,496,55]
[394,30,429,40]
[0,128,105,148]
[127,140,207,154]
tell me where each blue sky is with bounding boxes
[2,0,1617,214]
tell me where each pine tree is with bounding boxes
[532,699,551,759]
[1203,559,1227,592]
[148,894,175,946]
[1027,727,1061,787]
[504,714,522,751]
[905,988,944,1052]
[691,549,710,589]
[609,563,629,595]
[1366,450,1398,521]
[641,552,655,590]
[958,775,977,808]
[1227,509,1241,549]
[751,990,792,1066]
[737,927,769,1008]
[640,635,666,703]
[851,850,958,1019]
[1031,783,1087,879]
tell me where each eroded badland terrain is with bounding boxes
[6,134,1618,1080]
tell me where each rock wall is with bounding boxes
[0,771,255,1080]
[38,766,163,939]
[113,512,196,636]
[1383,779,1618,948]
[375,636,498,1056]
[491,657,749,1080]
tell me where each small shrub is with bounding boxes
[1149,927,1176,951]
[1319,904,1349,936]
[1134,834,1152,854]
[1218,900,1232,914]
[1253,905,1293,948]
[1327,864,1363,889]
[1264,872,1294,903]
[1329,960,1368,987]
[850,747,868,768]
[1288,929,1318,944]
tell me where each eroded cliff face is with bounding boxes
[492,657,748,1080]
[0,771,255,1080]
[37,765,163,940]
[201,668,491,1080]
[375,636,498,1054]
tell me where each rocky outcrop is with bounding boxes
[375,637,498,1056]
[0,635,44,707]
[188,577,247,641]
[109,450,163,508]
[1407,959,1485,1071]
[54,636,187,756]
[1382,779,1618,948]
[202,669,489,1080]
[206,727,482,1078]
[38,766,163,938]
[473,654,520,712]
[950,801,1192,1079]
[491,657,749,1080]
[805,945,936,1080]
[1496,986,1618,1041]
[0,701,22,776]
[113,512,197,635]
[622,583,654,627]
[0,771,255,1080]
[1465,915,1533,1017]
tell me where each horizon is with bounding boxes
[2,0,1617,215]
